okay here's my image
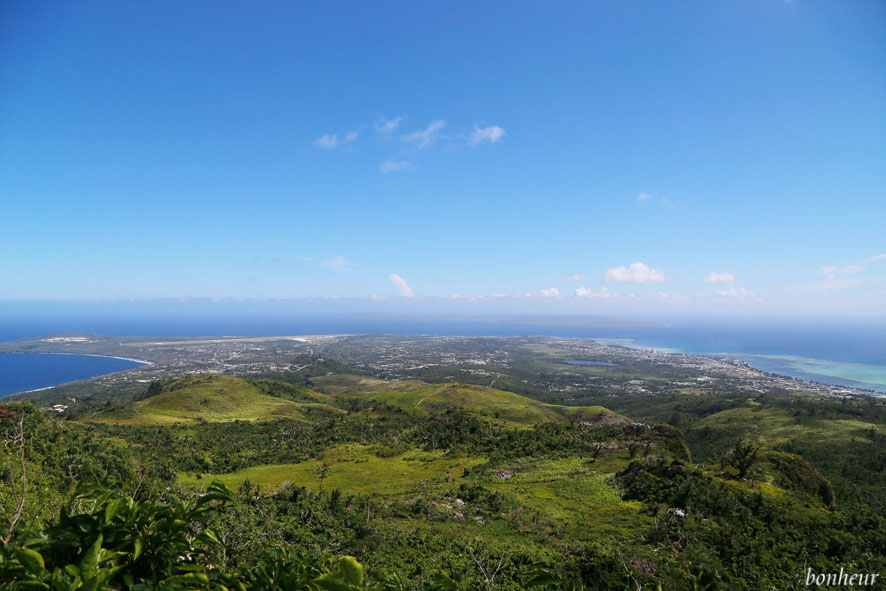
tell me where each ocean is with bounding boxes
[0,353,147,397]
[0,314,884,395]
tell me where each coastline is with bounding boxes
[0,352,152,398]
[588,336,886,394]
[0,350,153,366]
[3,331,885,399]
[18,385,55,394]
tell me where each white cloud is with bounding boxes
[604,262,666,284]
[379,160,411,173]
[388,273,415,297]
[716,287,754,299]
[574,287,613,299]
[704,271,735,284]
[469,125,505,145]
[321,256,357,271]
[636,192,674,207]
[819,255,884,280]
[403,120,445,148]
[522,288,561,298]
[562,273,585,281]
[376,116,403,134]
[449,293,478,301]
[345,130,359,142]
[313,134,339,149]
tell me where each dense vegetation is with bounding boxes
[3,351,886,589]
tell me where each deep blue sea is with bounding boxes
[0,314,884,395]
[0,354,146,397]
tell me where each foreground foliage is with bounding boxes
[1,480,534,590]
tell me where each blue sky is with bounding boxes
[1,1,884,317]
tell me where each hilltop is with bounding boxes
[311,374,622,427]
[86,375,344,425]
[83,373,625,431]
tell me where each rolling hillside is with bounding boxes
[87,375,344,425]
[311,374,623,427]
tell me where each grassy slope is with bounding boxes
[171,374,650,533]
[89,375,343,425]
[684,405,885,461]
[312,375,619,427]
[180,443,485,495]
[483,455,648,539]
[182,443,653,547]
[155,372,849,580]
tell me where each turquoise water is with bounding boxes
[590,338,886,393]
[729,354,886,393]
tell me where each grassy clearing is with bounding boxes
[317,377,618,427]
[181,443,485,495]
[486,456,649,539]
[521,343,575,356]
[89,375,342,425]
[689,406,884,448]
[311,375,404,396]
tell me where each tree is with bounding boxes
[0,407,26,548]
[726,441,759,480]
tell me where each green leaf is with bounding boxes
[104,498,122,523]
[339,556,364,586]
[15,582,50,590]
[132,537,143,561]
[80,534,104,575]
[165,572,211,586]
[14,548,45,575]
[314,574,356,591]
[196,529,221,546]
[525,569,558,587]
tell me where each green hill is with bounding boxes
[311,375,622,427]
[180,443,487,496]
[88,375,344,425]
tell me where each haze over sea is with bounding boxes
[1,314,885,396]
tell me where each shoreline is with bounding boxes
[0,350,153,366]
[588,337,886,394]
[0,352,153,399]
